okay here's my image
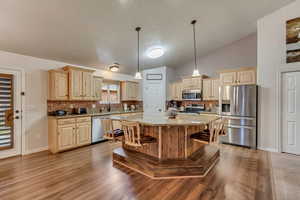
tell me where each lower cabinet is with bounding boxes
[76,122,92,147]
[48,117,91,153]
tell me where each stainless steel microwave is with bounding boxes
[182,89,202,100]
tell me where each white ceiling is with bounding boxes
[0,0,294,74]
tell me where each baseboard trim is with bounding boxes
[22,146,49,155]
[258,147,278,153]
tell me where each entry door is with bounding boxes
[143,81,165,113]
[282,72,300,155]
[0,69,22,159]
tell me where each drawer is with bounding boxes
[57,118,76,125]
[76,117,91,123]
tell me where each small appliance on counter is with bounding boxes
[72,107,87,115]
[50,110,67,116]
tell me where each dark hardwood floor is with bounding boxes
[0,142,273,200]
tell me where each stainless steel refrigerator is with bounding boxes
[219,85,257,149]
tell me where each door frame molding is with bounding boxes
[0,66,25,158]
[277,65,300,153]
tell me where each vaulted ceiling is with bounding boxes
[0,0,294,74]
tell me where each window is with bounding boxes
[101,81,120,104]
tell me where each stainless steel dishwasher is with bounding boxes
[92,116,108,144]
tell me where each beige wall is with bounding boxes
[175,33,257,78]
[0,50,136,154]
[257,0,300,152]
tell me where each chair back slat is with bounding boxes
[122,121,142,147]
[209,118,226,143]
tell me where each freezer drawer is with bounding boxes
[223,116,256,127]
[220,125,257,149]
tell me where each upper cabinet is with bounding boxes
[203,78,220,100]
[182,76,202,90]
[219,67,256,86]
[48,70,69,101]
[93,76,103,101]
[170,81,182,100]
[121,81,140,101]
[63,66,95,101]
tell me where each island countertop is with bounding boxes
[109,112,219,126]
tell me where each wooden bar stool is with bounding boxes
[121,121,156,147]
[191,118,226,144]
[103,119,123,142]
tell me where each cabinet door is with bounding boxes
[82,72,93,100]
[220,72,236,86]
[55,72,68,100]
[58,124,76,151]
[211,79,220,100]
[70,70,83,100]
[131,82,138,100]
[182,79,190,90]
[202,79,212,100]
[191,77,202,89]
[93,77,103,101]
[76,123,91,146]
[237,70,256,85]
[176,83,182,100]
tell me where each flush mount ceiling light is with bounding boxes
[191,20,200,77]
[147,47,164,59]
[134,27,143,80]
[109,63,120,72]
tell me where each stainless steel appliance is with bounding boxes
[184,104,205,113]
[92,116,108,144]
[182,89,202,100]
[219,85,257,149]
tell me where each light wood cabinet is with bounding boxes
[203,79,220,100]
[63,66,95,100]
[219,67,256,86]
[93,76,103,101]
[237,70,256,85]
[57,124,76,151]
[76,122,92,147]
[48,70,69,100]
[82,72,94,100]
[48,116,91,153]
[121,81,140,101]
[182,76,202,90]
[170,82,182,100]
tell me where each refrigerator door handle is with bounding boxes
[222,116,255,120]
[226,125,255,130]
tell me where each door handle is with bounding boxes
[226,125,255,130]
[15,116,20,119]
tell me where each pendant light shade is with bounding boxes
[191,20,200,77]
[135,27,143,79]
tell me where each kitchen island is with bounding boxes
[111,113,220,179]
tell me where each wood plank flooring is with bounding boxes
[0,142,273,200]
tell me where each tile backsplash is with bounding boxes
[47,100,143,114]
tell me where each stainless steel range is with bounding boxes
[219,85,257,149]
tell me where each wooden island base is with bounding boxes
[113,144,220,179]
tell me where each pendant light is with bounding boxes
[134,27,143,79]
[191,20,200,77]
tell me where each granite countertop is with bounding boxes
[48,110,143,119]
[109,112,220,126]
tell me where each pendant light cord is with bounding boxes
[191,20,198,71]
[136,27,141,73]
